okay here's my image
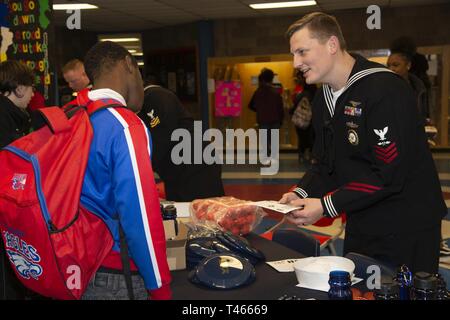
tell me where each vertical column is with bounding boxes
[197,20,214,130]
[441,46,450,147]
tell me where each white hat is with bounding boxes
[294,256,356,292]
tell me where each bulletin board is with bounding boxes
[214,80,242,117]
[1,0,55,104]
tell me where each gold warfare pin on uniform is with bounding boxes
[348,129,359,146]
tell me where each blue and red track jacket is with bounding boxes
[76,89,171,299]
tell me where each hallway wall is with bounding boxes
[214,4,450,57]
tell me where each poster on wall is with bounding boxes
[1,0,55,104]
[215,80,242,117]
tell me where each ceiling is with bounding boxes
[52,0,449,32]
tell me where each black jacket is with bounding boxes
[138,86,224,201]
[293,55,445,236]
[248,83,284,125]
[408,73,429,122]
[0,95,31,148]
[0,95,31,300]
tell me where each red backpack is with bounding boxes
[0,100,119,299]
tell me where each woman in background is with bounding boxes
[387,38,429,125]
[0,60,35,300]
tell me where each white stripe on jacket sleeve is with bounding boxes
[108,108,162,287]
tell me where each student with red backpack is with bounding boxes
[0,42,171,300]
[79,41,171,300]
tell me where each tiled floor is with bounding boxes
[221,151,450,288]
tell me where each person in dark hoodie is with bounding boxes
[0,60,34,299]
[248,68,284,164]
[280,12,445,274]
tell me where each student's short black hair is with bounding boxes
[84,41,138,83]
[0,60,35,95]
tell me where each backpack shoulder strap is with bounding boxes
[87,99,125,116]
[73,88,125,115]
[38,107,71,133]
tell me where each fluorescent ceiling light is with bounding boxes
[100,38,140,42]
[132,52,144,56]
[249,1,316,9]
[128,49,137,53]
[138,62,144,66]
[53,3,98,10]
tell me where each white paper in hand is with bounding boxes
[253,200,303,214]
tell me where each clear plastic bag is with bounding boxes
[184,222,220,240]
[190,196,265,236]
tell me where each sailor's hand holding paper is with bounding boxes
[279,193,324,227]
